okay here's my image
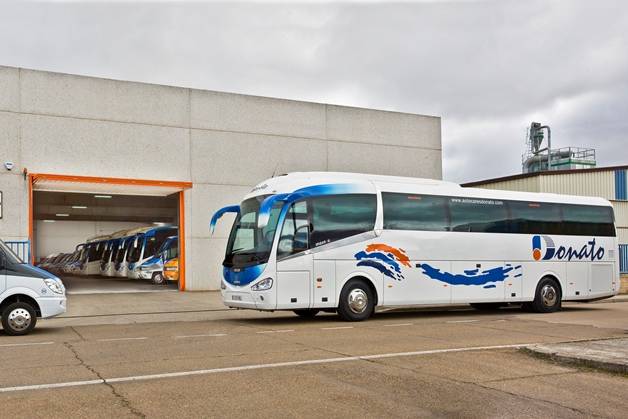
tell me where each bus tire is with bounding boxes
[1,302,37,336]
[469,303,503,311]
[530,277,562,313]
[337,279,375,322]
[293,309,319,318]
[152,272,166,285]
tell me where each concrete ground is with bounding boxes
[60,275,178,295]
[1,298,628,418]
[527,338,628,373]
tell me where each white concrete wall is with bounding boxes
[0,65,443,290]
[34,220,148,259]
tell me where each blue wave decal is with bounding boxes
[223,263,266,286]
[354,244,410,281]
[210,205,240,234]
[418,263,522,286]
[355,251,403,281]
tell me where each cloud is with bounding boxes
[1,0,627,182]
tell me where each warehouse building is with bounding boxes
[0,66,442,291]
[462,166,628,291]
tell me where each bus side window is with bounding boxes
[449,198,509,233]
[277,201,309,259]
[562,204,616,237]
[509,201,562,235]
[309,194,377,246]
[382,193,449,231]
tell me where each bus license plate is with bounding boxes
[232,295,242,301]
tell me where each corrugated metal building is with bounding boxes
[462,165,628,291]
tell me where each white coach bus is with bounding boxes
[210,172,619,321]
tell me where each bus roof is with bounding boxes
[244,172,612,207]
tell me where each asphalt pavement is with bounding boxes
[1,299,628,418]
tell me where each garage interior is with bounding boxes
[31,177,184,294]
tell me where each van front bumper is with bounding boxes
[38,295,67,318]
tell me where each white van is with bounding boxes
[0,239,66,335]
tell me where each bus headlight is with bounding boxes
[44,278,64,295]
[251,277,273,291]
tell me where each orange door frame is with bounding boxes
[28,173,192,291]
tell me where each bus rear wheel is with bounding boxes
[293,309,319,318]
[337,279,375,321]
[526,277,562,313]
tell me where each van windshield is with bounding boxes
[0,240,24,264]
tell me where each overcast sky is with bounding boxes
[1,0,627,182]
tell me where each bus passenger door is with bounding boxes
[275,201,312,310]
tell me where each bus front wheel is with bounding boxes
[152,272,166,285]
[337,279,375,321]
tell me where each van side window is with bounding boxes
[309,194,377,247]
[382,193,449,231]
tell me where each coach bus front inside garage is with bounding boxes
[27,173,191,294]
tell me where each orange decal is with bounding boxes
[532,249,542,261]
[366,244,411,267]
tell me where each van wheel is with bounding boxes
[529,277,562,313]
[337,279,375,321]
[469,303,503,311]
[1,302,37,336]
[152,272,166,285]
[293,309,319,318]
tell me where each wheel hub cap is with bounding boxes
[541,285,557,307]
[348,289,368,314]
[8,308,31,331]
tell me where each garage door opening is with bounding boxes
[28,174,191,293]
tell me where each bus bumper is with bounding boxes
[222,288,275,310]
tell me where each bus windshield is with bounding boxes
[224,196,283,268]
[127,236,143,263]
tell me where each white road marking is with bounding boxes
[0,341,54,348]
[174,334,227,339]
[0,343,533,393]
[97,337,148,342]
[384,323,413,327]
[321,326,354,330]
[446,319,479,324]
[256,329,294,334]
